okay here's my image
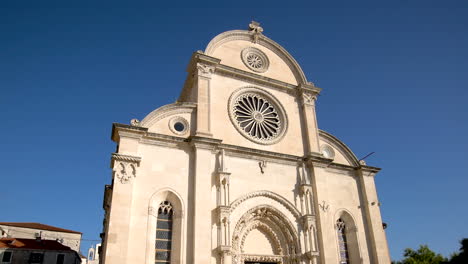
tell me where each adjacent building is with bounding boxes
[101,22,391,264]
[0,223,82,252]
[0,238,81,264]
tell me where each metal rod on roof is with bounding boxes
[359,152,375,161]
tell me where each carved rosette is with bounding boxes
[111,153,141,184]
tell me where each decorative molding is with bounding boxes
[301,92,316,106]
[111,153,142,164]
[231,204,302,263]
[241,254,283,264]
[230,190,301,219]
[318,200,329,213]
[196,63,215,78]
[189,136,223,151]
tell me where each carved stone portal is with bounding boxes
[231,205,301,264]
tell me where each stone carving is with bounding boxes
[196,63,215,78]
[336,218,346,231]
[251,208,271,218]
[111,153,141,184]
[248,21,263,43]
[259,160,267,174]
[241,47,269,73]
[230,190,301,219]
[231,205,302,263]
[319,200,329,212]
[243,255,283,264]
[130,118,140,126]
[301,92,316,106]
[114,162,136,184]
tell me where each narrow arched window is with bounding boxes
[155,201,173,263]
[337,218,350,264]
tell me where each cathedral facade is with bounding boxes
[101,22,391,264]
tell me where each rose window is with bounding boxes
[229,89,288,144]
[246,54,263,70]
[241,47,269,73]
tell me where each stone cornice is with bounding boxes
[186,51,221,72]
[220,143,300,165]
[111,123,147,142]
[111,124,372,175]
[189,135,223,150]
[357,165,381,175]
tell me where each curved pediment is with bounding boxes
[205,26,310,86]
[319,130,360,167]
[139,102,196,137]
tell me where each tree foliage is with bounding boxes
[445,238,468,264]
[393,245,447,264]
[392,239,468,264]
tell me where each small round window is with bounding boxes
[174,122,185,132]
[321,144,335,159]
[241,47,269,73]
[169,117,189,135]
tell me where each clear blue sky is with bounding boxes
[1,0,467,260]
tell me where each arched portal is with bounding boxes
[231,205,301,264]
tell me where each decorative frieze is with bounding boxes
[196,63,215,78]
[110,153,141,184]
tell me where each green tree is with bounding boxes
[393,245,447,264]
[446,238,468,264]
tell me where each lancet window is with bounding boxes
[155,201,173,263]
[337,218,350,264]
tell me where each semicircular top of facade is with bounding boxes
[204,27,310,86]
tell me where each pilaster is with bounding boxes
[356,166,391,264]
[299,84,321,155]
[188,136,222,264]
[187,52,221,138]
[103,153,141,264]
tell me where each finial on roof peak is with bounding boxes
[248,21,263,43]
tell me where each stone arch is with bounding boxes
[145,188,185,264]
[334,209,362,264]
[205,30,309,85]
[230,190,301,219]
[232,205,301,264]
